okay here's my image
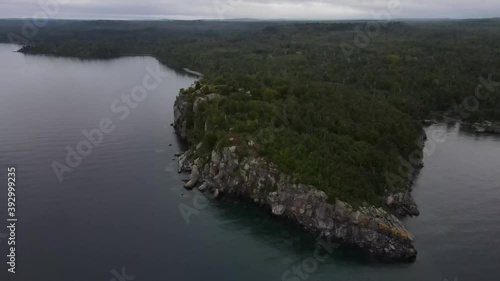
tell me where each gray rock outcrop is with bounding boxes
[472,121,500,134]
[177,144,417,262]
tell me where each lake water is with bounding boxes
[0,43,499,281]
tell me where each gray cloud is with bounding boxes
[0,0,498,20]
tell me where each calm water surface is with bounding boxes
[0,43,499,281]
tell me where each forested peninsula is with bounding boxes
[2,18,499,261]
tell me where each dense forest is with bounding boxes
[1,19,498,206]
[1,19,499,121]
[178,81,422,205]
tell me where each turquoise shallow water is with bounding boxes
[0,43,499,281]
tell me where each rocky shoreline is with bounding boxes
[172,85,424,262]
[470,121,500,134]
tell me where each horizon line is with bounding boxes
[0,16,499,22]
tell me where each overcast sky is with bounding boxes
[0,0,499,20]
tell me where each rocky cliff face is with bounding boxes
[173,94,189,140]
[173,87,420,262]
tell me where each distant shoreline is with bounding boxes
[182,68,203,77]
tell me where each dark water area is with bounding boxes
[0,43,499,281]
